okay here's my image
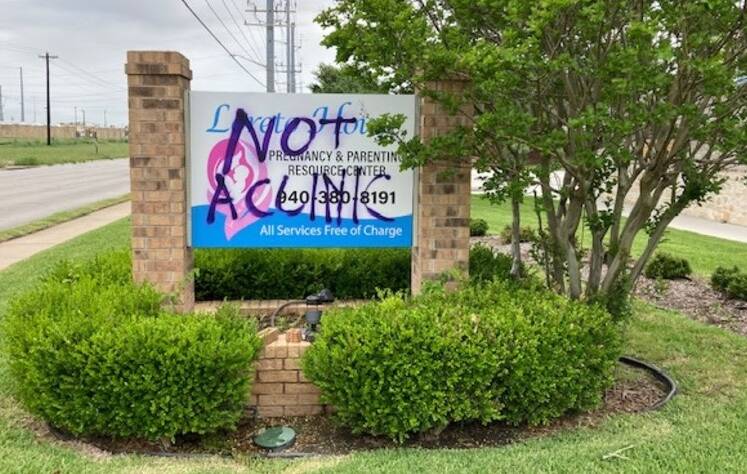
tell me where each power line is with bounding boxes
[57,58,126,91]
[222,0,264,64]
[52,62,122,92]
[178,0,265,88]
[232,0,264,60]
[204,0,264,67]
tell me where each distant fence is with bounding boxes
[0,124,128,141]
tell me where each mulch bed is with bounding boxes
[49,363,667,457]
[635,276,747,336]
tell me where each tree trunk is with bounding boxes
[584,201,606,298]
[629,198,690,284]
[510,192,523,279]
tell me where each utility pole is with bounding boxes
[19,67,25,123]
[82,109,86,127]
[74,106,78,126]
[39,52,58,146]
[285,1,291,93]
[290,22,296,93]
[0,85,4,122]
[18,67,26,123]
[104,109,107,127]
[266,0,275,92]
[248,1,296,93]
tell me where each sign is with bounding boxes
[188,92,417,248]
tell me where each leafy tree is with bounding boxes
[318,0,747,310]
[310,63,390,94]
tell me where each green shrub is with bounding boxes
[726,274,747,301]
[470,218,489,236]
[303,291,507,441]
[302,280,620,441]
[644,252,692,280]
[194,248,410,300]
[711,266,741,293]
[499,225,536,243]
[3,257,262,440]
[469,243,518,283]
[42,248,132,285]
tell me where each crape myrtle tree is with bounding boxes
[310,63,391,93]
[318,0,747,311]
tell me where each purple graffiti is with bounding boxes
[208,107,394,227]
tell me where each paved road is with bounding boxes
[0,159,130,231]
[0,203,131,271]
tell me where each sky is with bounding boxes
[0,0,337,127]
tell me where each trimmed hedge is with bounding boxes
[712,266,747,300]
[711,266,741,293]
[469,243,518,282]
[470,218,489,236]
[499,225,536,243]
[194,248,410,300]
[39,247,524,305]
[3,254,261,440]
[195,247,519,300]
[644,252,692,280]
[302,280,621,441]
[727,274,747,300]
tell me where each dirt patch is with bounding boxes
[636,276,747,336]
[56,363,667,458]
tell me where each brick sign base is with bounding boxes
[251,328,325,417]
[126,51,471,311]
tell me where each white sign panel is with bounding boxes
[188,92,416,248]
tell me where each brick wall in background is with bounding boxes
[624,165,747,227]
[0,124,127,140]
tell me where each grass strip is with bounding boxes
[471,194,747,277]
[0,194,130,243]
[0,138,128,167]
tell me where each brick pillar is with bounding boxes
[126,51,194,312]
[412,79,473,294]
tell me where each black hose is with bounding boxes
[269,300,305,327]
[618,355,677,410]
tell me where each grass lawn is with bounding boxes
[0,138,128,167]
[471,195,747,277]
[0,216,747,472]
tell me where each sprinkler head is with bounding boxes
[254,426,296,451]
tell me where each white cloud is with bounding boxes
[0,0,336,126]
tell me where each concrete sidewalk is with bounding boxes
[0,202,131,271]
[652,212,747,244]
